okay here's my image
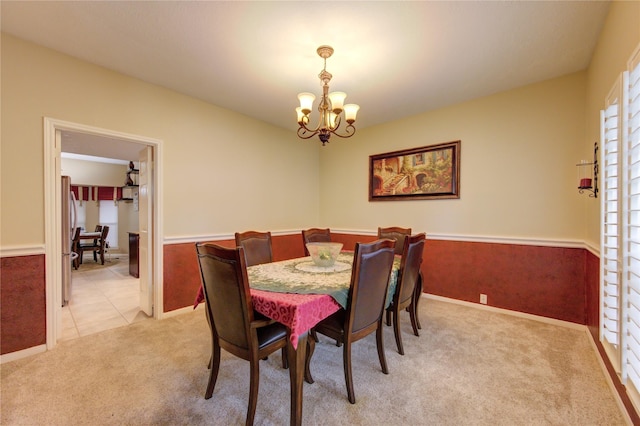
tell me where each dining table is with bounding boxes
[194,251,400,426]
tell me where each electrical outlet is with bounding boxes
[480,294,488,305]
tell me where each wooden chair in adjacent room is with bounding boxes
[301,228,332,256]
[234,230,273,267]
[71,227,81,270]
[385,233,426,355]
[305,239,396,404]
[195,242,288,425]
[78,225,109,265]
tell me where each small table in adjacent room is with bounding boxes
[128,232,140,278]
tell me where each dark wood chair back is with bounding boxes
[71,227,81,269]
[195,242,288,424]
[307,238,396,404]
[387,233,426,355]
[78,225,109,265]
[234,231,273,267]
[378,226,412,255]
[301,228,332,256]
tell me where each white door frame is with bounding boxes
[44,117,164,349]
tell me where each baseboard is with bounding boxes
[424,293,585,330]
[162,303,203,319]
[586,331,634,425]
[0,344,47,364]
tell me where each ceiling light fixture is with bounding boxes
[296,45,360,146]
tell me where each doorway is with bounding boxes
[44,118,164,350]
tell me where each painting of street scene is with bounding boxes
[369,141,460,201]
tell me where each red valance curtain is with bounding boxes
[71,185,122,201]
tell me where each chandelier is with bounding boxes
[296,45,360,146]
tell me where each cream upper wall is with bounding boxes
[320,72,587,241]
[584,0,640,248]
[0,34,320,247]
[3,2,638,249]
[61,158,128,187]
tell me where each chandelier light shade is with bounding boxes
[296,45,360,146]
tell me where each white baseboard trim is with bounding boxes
[0,344,47,364]
[162,303,203,319]
[586,332,634,425]
[424,293,585,330]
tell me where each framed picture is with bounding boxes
[369,140,461,201]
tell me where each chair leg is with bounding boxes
[408,301,420,337]
[385,308,392,327]
[310,329,319,343]
[205,340,221,399]
[413,273,424,330]
[376,323,389,375]
[281,347,288,369]
[304,335,315,384]
[343,339,356,404]
[246,359,260,426]
[392,308,404,355]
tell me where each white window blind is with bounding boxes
[623,46,640,404]
[99,202,119,250]
[601,42,640,413]
[601,79,622,361]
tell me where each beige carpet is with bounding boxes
[1,299,628,425]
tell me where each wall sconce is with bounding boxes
[577,142,598,198]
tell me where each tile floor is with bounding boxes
[61,253,150,341]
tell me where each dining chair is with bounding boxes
[195,242,288,425]
[78,225,109,265]
[385,233,426,355]
[377,226,411,256]
[301,228,332,256]
[234,231,273,267]
[305,238,396,404]
[71,227,82,270]
[378,226,425,331]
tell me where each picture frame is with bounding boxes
[369,140,461,201]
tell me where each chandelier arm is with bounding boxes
[328,124,356,139]
[297,126,320,140]
[299,117,323,134]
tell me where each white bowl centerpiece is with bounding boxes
[305,242,343,267]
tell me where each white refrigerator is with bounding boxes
[61,175,77,306]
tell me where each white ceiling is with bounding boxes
[1,1,611,160]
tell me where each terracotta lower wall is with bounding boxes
[0,235,592,354]
[422,240,587,323]
[163,234,587,324]
[1,255,46,354]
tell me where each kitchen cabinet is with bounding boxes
[129,232,140,278]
